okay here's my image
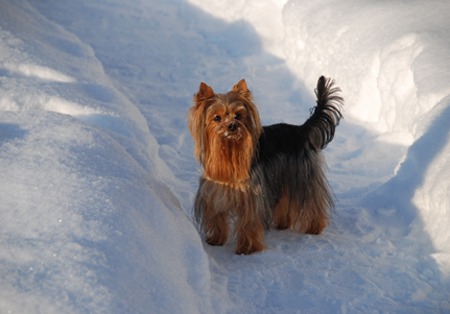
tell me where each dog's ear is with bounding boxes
[232,79,248,92]
[195,82,215,104]
[190,82,215,162]
[232,79,252,99]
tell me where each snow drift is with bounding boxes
[0,2,211,313]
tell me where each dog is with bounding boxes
[189,76,343,254]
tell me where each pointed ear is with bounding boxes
[232,79,252,99]
[232,79,248,93]
[195,82,215,104]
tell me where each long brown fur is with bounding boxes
[189,76,343,254]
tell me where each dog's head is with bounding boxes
[188,80,262,182]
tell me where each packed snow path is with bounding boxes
[1,0,449,313]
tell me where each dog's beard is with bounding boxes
[203,125,255,189]
[220,128,242,140]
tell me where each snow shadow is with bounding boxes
[0,123,27,145]
[366,98,449,217]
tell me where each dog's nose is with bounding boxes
[228,122,237,132]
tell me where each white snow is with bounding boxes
[1,0,449,313]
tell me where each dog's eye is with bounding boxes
[213,115,221,122]
[235,113,242,120]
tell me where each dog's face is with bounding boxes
[205,94,253,142]
[189,79,262,162]
[189,79,263,183]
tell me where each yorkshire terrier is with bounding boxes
[189,76,343,254]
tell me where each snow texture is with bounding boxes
[1,0,449,313]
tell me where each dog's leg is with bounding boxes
[235,222,265,254]
[272,191,292,230]
[203,208,229,246]
[235,205,265,254]
[304,201,328,234]
[291,199,328,234]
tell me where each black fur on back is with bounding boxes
[251,76,343,221]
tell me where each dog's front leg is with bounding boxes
[235,206,265,254]
[203,209,229,246]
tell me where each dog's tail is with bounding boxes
[303,76,343,149]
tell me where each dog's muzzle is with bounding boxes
[228,122,237,132]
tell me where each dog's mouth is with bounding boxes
[220,127,243,140]
[222,130,242,140]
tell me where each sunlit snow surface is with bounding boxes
[1,0,449,313]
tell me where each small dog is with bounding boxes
[189,76,343,254]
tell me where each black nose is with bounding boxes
[228,122,237,132]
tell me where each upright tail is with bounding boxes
[304,76,343,149]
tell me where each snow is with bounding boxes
[1,0,449,313]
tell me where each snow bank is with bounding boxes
[281,1,450,145]
[0,2,210,313]
[284,0,450,275]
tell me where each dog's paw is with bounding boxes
[235,238,265,255]
[206,234,227,246]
